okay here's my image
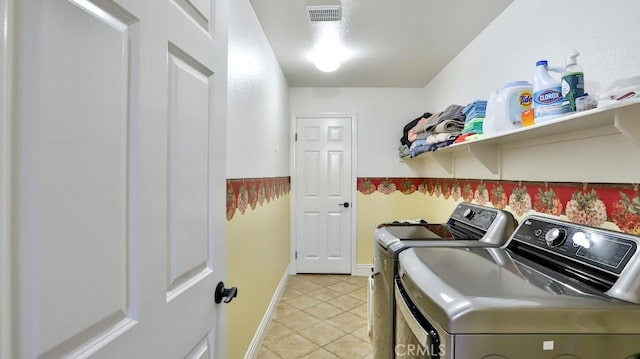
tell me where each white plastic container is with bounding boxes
[484,81,533,136]
[533,60,565,123]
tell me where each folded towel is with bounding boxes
[434,139,456,149]
[438,104,465,122]
[398,144,411,158]
[422,105,465,133]
[462,100,487,114]
[426,132,461,145]
[461,117,485,134]
[416,131,429,141]
[410,143,436,157]
[409,138,428,151]
[463,107,487,117]
[410,112,441,134]
[464,134,484,142]
[462,101,488,122]
[433,119,464,134]
[454,133,477,143]
[463,110,486,121]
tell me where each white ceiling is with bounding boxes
[249,0,513,88]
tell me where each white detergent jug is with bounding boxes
[483,81,533,136]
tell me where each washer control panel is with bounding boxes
[511,216,639,274]
[449,203,497,230]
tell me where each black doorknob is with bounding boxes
[339,202,350,208]
[215,281,238,304]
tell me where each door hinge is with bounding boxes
[295,133,297,141]
[295,251,297,259]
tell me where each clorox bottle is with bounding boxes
[533,60,564,123]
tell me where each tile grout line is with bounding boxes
[256,275,372,359]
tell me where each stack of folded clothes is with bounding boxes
[398,112,432,158]
[455,100,487,143]
[409,104,465,157]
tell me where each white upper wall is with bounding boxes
[227,0,290,178]
[290,87,425,177]
[421,0,640,183]
[424,0,640,109]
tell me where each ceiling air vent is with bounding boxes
[306,5,342,22]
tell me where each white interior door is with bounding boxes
[295,116,353,274]
[1,0,230,358]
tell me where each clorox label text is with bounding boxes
[536,89,562,104]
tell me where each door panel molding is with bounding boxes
[183,331,212,359]
[171,0,209,34]
[39,315,137,359]
[69,0,139,31]
[166,43,213,297]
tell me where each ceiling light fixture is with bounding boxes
[310,34,348,73]
[314,52,341,72]
[311,42,351,73]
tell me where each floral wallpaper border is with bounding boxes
[226,177,291,220]
[357,177,640,235]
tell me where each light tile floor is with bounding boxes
[256,274,373,359]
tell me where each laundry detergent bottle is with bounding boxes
[533,60,564,123]
[484,81,532,136]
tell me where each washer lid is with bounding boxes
[374,202,517,248]
[377,224,455,241]
[399,247,640,334]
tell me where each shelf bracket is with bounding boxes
[467,143,499,174]
[430,151,453,174]
[614,105,640,147]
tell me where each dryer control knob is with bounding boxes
[545,228,567,247]
[463,208,475,219]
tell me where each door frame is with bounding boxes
[289,113,358,275]
[0,0,14,357]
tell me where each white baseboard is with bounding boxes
[352,264,373,277]
[244,264,290,359]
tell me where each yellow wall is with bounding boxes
[356,191,430,264]
[420,196,461,223]
[226,194,290,359]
